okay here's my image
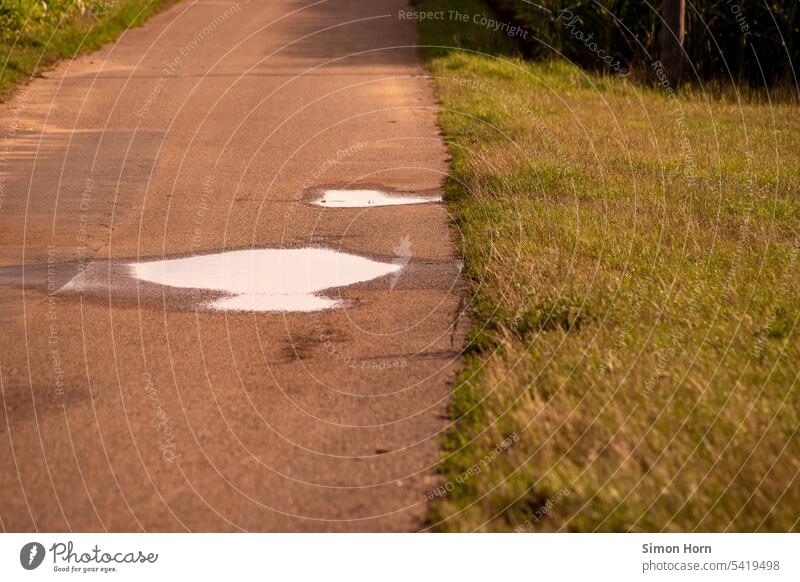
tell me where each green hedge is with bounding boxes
[486,0,798,86]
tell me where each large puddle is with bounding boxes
[310,189,441,208]
[62,248,402,313]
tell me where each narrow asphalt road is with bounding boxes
[0,0,465,531]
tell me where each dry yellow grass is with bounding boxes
[419,0,800,532]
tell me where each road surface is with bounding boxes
[0,0,465,532]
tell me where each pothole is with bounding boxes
[60,247,402,313]
[309,188,441,208]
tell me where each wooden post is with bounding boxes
[659,0,686,85]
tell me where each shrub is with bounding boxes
[487,0,798,86]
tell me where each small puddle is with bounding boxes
[310,189,441,208]
[62,247,402,313]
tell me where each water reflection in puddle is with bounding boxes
[62,248,402,313]
[310,189,441,208]
[133,248,401,312]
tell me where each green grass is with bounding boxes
[418,0,800,532]
[0,0,179,100]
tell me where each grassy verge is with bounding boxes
[0,0,179,100]
[418,0,800,531]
